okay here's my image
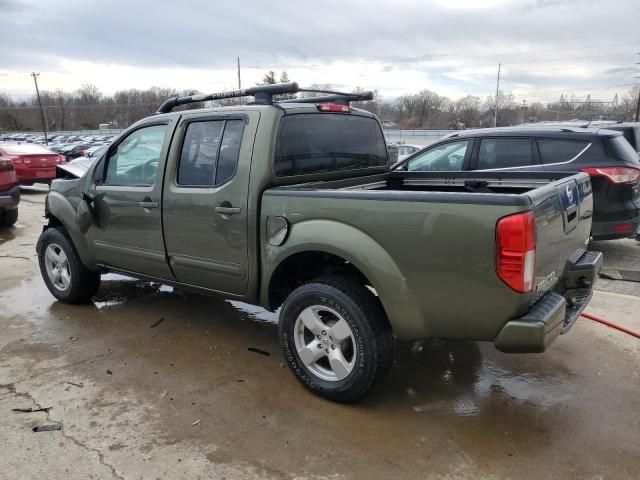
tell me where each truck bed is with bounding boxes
[262,170,593,341]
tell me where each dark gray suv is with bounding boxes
[395,126,640,240]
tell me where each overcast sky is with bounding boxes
[1,0,638,103]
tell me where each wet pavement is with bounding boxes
[1,190,639,479]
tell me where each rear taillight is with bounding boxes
[316,103,352,113]
[0,159,14,172]
[581,166,640,185]
[496,211,536,293]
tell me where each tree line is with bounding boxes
[1,72,638,132]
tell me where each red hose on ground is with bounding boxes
[581,312,640,339]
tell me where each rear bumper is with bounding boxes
[0,185,21,211]
[15,166,56,184]
[494,250,603,353]
[592,217,640,240]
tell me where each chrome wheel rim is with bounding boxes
[44,243,71,291]
[293,305,357,382]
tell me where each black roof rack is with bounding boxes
[281,90,374,106]
[155,82,374,113]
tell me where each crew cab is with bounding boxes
[37,83,601,402]
[0,143,65,185]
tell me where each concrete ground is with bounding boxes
[0,188,639,480]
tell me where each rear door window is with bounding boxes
[178,119,244,186]
[537,139,590,164]
[476,138,535,170]
[274,114,388,177]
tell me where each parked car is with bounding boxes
[396,126,640,240]
[0,157,20,227]
[40,83,600,402]
[396,143,423,161]
[57,144,83,160]
[0,143,65,185]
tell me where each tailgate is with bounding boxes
[527,172,593,300]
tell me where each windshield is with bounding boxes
[274,114,388,177]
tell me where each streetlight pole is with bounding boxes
[493,62,501,128]
[30,72,49,144]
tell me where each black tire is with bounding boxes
[37,227,100,304]
[0,209,18,227]
[279,276,395,403]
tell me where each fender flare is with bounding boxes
[45,191,98,270]
[262,219,425,339]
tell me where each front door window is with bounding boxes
[104,125,167,186]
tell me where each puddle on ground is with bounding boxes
[6,269,577,422]
[98,274,277,323]
[394,338,574,417]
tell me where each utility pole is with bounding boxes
[237,57,241,89]
[30,72,48,144]
[521,99,527,124]
[493,62,501,127]
[635,54,639,121]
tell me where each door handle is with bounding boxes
[215,205,241,215]
[139,200,159,209]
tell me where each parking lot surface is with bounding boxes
[1,189,639,479]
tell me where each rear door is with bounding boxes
[162,111,259,295]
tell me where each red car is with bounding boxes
[0,143,65,185]
[0,157,20,227]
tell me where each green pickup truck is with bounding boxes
[38,83,602,402]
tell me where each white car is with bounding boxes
[396,144,423,161]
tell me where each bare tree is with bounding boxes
[454,95,481,128]
[484,90,515,126]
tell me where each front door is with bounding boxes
[88,121,175,279]
[162,112,258,295]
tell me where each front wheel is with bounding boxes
[37,227,100,304]
[279,276,395,402]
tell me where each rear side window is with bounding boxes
[274,114,388,177]
[537,139,590,164]
[605,135,640,164]
[178,119,244,186]
[477,138,534,170]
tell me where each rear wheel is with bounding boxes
[0,209,18,227]
[279,276,395,402]
[37,227,100,303]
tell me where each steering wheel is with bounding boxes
[141,158,159,183]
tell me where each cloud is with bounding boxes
[1,0,638,101]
